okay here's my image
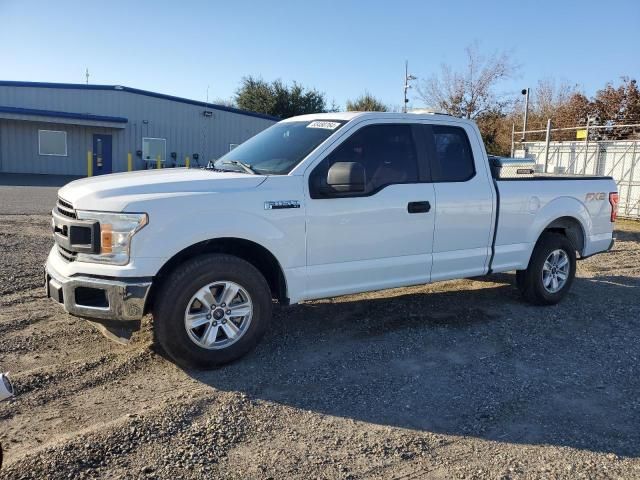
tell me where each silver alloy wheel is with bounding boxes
[184,281,253,350]
[542,249,570,293]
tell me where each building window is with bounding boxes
[142,137,166,163]
[39,130,67,156]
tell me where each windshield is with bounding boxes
[214,120,345,175]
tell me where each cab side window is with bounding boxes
[430,126,475,182]
[310,124,419,197]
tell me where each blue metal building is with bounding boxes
[0,81,277,176]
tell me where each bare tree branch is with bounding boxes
[416,42,519,119]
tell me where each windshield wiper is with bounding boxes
[220,160,258,175]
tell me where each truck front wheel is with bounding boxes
[517,232,576,305]
[153,254,272,368]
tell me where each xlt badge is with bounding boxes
[264,200,301,210]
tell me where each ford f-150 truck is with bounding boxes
[45,112,618,368]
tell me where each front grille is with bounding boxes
[53,197,99,262]
[57,245,77,262]
[54,198,72,263]
[56,197,76,219]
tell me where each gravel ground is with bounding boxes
[0,213,639,479]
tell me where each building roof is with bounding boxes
[0,105,127,123]
[0,80,280,122]
[0,105,128,128]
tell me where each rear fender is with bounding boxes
[525,196,591,262]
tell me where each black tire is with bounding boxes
[519,232,576,305]
[153,254,272,368]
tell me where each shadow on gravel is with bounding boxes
[0,174,81,214]
[0,173,82,187]
[184,273,640,457]
[615,228,640,242]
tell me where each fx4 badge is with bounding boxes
[585,192,606,201]
[264,200,301,210]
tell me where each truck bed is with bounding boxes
[490,174,617,273]
[496,175,614,181]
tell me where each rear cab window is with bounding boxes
[428,125,475,182]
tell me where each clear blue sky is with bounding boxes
[1,0,638,110]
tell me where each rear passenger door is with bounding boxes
[426,123,494,281]
[304,122,435,300]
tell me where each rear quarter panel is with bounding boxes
[492,178,616,271]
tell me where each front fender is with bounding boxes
[128,193,306,276]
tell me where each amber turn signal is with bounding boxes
[101,224,113,253]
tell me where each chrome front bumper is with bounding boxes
[45,262,152,322]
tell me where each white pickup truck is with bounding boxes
[45,112,618,367]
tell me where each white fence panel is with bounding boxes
[522,141,640,220]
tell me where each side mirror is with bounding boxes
[326,162,366,194]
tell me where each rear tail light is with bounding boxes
[609,192,619,222]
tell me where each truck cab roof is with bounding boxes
[280,111,458,124]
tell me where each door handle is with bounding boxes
[407,201,431,214]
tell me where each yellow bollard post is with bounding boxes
[87,151,93,177]
[128,152,133,172]
[156,154,161,169]
[185,156,190,169]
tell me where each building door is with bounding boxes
[92,134,112,175]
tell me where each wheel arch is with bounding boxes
[541,216,586,255]
[520,214,587,272]
[527,195,591,261]
[146,237,288,314]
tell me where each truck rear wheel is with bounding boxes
[518,232,576,305]
[153,254,272,368]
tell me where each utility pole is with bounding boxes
[85,68,90,85]
[510,123,515,157]
[403,60,416,113]
[583,115,598,173]
[521,88,530,141]
[543,118,552,173]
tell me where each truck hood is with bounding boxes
[58,168,267,211]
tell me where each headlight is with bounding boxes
[75,211,148,265]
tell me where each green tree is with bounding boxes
[345,92,388,112]
[235,76,327,118]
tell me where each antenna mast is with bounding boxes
[403,60,416,113]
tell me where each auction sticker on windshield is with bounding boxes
[307,121,341,130]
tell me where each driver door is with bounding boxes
[304,122,435,300]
